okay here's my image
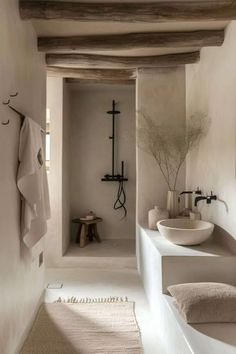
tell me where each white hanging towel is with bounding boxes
[17,117,51,248]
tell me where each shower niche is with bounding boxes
[66,82,136,258]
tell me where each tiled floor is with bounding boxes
[45,267,165,354]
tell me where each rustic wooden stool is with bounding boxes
[72,218,102,248]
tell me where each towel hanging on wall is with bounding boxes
[17,117,51,248]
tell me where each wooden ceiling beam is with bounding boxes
[65,78,134,85]
[46,51,200,69]
[38,30,224,52]
[20,1,236,22]
[47,67,136,82]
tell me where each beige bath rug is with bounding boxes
[20,297,143,354]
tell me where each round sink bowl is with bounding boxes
[157,219,214,246]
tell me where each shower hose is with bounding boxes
[114,180,127,219]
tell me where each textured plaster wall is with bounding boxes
[45,77,63,266]
[186,21,236,240]
[136,68,186,226]
[69,83,136,240]
[45,77,71,265]
[62,82,71,254]
[0,1,46,353]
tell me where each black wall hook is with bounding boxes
[10,92,18,98]
[2,119,10,125]
[2,98,10,125]
[3,99,10,105]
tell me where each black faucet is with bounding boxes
[206,193,217,204]
[180,191,193,195]
[195,192,217,207]
[195,188,202,195]
[180,188,202,196]
[194,196,207,206]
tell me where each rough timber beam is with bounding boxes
[20,1,236,22]
[46,51,200,69]
[65,78,135,85]
[47,67,136,83]
[38,31,224,52]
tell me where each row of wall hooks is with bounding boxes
[2,92,25,126]
[2,92,45,133]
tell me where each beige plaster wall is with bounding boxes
[136,68,186,226]
[186,21,236,240]
[69,83,136,240]
[62,82,71,254]
[0,1,46,353]
[45,77,64,266]
[45,77,71,264]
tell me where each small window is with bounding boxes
[46,108,51,172]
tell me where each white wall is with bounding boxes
[62,82,71,254]
[186,21,236,240]
[45,77,71,266]
[0,1,46,353]
[70,83,136,240]
[45,77,63,266]
[136,68,186,226]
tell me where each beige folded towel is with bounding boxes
[168,282,236,323]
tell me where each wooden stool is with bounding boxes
[72,218,102,248]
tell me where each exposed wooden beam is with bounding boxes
[46,51,200,69]
[20,1,236,22]
[38,30,224,52]
[47,67,136,82]
[65,78,134,85]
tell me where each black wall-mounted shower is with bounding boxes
[101,100,128,218]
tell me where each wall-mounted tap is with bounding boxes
[194,196,207,207]
[206,192,217,204]
[195,188,202,196]
[180,191,192,195]
[195,192,217,207]
[180,188,202,196]
[179,188,202,216]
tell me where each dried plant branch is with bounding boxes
[138,112,209,190]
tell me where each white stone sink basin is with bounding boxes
[157,219,214,246]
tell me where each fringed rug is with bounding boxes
[21,297,143,354]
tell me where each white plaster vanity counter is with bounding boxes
[137,226,236,294]
[137,225,236,353]
[140,226,234,257]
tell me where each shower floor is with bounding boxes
[66,238,135,258]
[61,238,136,269]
